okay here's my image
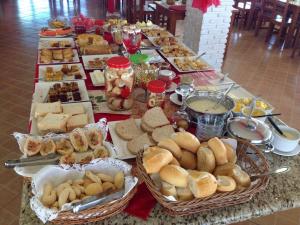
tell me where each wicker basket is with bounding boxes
[136,139,270,216]
[52,184,137,225]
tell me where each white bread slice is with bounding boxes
[62,103,85,116]
[127,133,155,154]
[67,113,89,132]
[115,118,143,141]
[142,107,169,129]
[34,102,62,118]
[152,125,175,143]
[37,113,70,134]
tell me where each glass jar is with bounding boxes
[122,25,142,55]
[147,80,166,108]
[105,56,135,111]
[157,69,175,89]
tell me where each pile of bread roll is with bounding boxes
[142,132,251,201]
[40,170,124,210]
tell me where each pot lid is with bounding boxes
[227,117,273,144]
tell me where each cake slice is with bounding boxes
[62,103,85,116]
[37,113,70,134]
[67,113,89,132]
[34,102,62,118]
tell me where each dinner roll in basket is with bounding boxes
[157,138,182,159]
[179,150,197,170]
[171,132,200,153]
[216,175,236,192]
[197,147,216,173]
[143,146,173,174]
[159,165,189,188]
[208,137,228,166]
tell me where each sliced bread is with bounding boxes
[152,125,175,143]
[127,133,155,154]
[140,121,155,133]
[142,107,169,129]
[115,118,143,141]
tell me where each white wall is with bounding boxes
[183,0,234,71]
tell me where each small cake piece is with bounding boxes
[66,113,89,132]
[62,103,85,116]
[34,102,62,118]
[37,113,70,134]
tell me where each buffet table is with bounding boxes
[17,21,300,225]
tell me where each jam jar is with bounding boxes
[105,56,135,111]
[147,80,166,108]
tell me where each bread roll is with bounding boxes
[171,132,200,153]
[232,167,251,187]
[223,142,237,164]
[213,163,237,176]
[160,181,177,197]
[199,142,208,148]
[169,157,180,166]
[143,147,173,174]
[208,137,228,166]
[157,138,182,159]
[188,171,217,198]
[216,176,236,192]
[197,147,216,173]
[179,150,197,170]
[176,187,194,201]
[159,165,189,188]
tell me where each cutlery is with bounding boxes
[140,46,161,51]
[253,113,281,118]
[267,117,286,137]
[72,190,124,213]
[207,83,235,111]
[250,166,290,181]
[196,52,206,60]
[4,153,60,168]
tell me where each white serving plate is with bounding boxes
[38,63,87,82]
[108,119,143,160]
[89,70,105,86]
[14,141,116,178]
[38,49,80,65]
[167,56,214,73]
[32,80,89,103]
[82,54,118,70]
[272,145,300,157]
[169,92,182,106]
[38,37,75,49]
[29,101,95,135]
[140,49,165,63]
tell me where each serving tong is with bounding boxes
[5,153,60,168]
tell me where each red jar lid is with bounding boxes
[147,80,166,93]
[107,56,131,69]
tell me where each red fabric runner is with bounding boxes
[192,0,221,13]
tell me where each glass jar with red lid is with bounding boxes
[105,56,135,111]
[147,80,166,108]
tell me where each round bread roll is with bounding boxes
[169,157,180,166]
[171,132,200,153]
[213,162,237,177]
[223,142,237,164]
[199,142,208,148]
[208,137,228,166]
[197,147,216,173]
[179,150,197,170]
[160,181,177,197]
[143,146,173,174]
[216,175,236,192]
[159,165,189,188]
[157,138,182,159]
[176,187,194,201]
[232,167,251,187]
[188,170,217,198]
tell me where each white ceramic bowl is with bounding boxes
[272,125,300,152]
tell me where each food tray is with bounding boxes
[33,80,89,103]
[82,54,118,70]
[147,36,179,47]
[142,28,173,38]
[37,49,80,65]
[136,139,269,216]
[167,56,214,73]
[159,43,197,58]
[38,38,75,49]
[38,63,87,81]
[29,101,95,135]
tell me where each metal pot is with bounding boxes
[185,91,235,123]
[226,117,274,152]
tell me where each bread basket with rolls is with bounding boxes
[30,158,138,224]
[136,131,269,216]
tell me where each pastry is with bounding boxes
[86,128,103,149]
[69,128,89,152]
[23,137,42,156]
[40,139,56,156]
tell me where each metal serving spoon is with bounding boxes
[250,166,290,181]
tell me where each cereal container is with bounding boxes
[105,56,135,111]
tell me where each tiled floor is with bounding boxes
[0,1,299,225]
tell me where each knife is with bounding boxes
[4,153,60,168]
[72,190,125,213]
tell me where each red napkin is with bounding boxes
[124,183,157,220]
[192,0,221,13]
[108,0,116,13]
[169,5,186,11]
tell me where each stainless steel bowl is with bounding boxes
[185,91,235,122]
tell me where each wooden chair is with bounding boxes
[233,0,253,28]
[246,0,263,29]
[291,22,300,57]
[254,0,275,36]
[126,0,155,23]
